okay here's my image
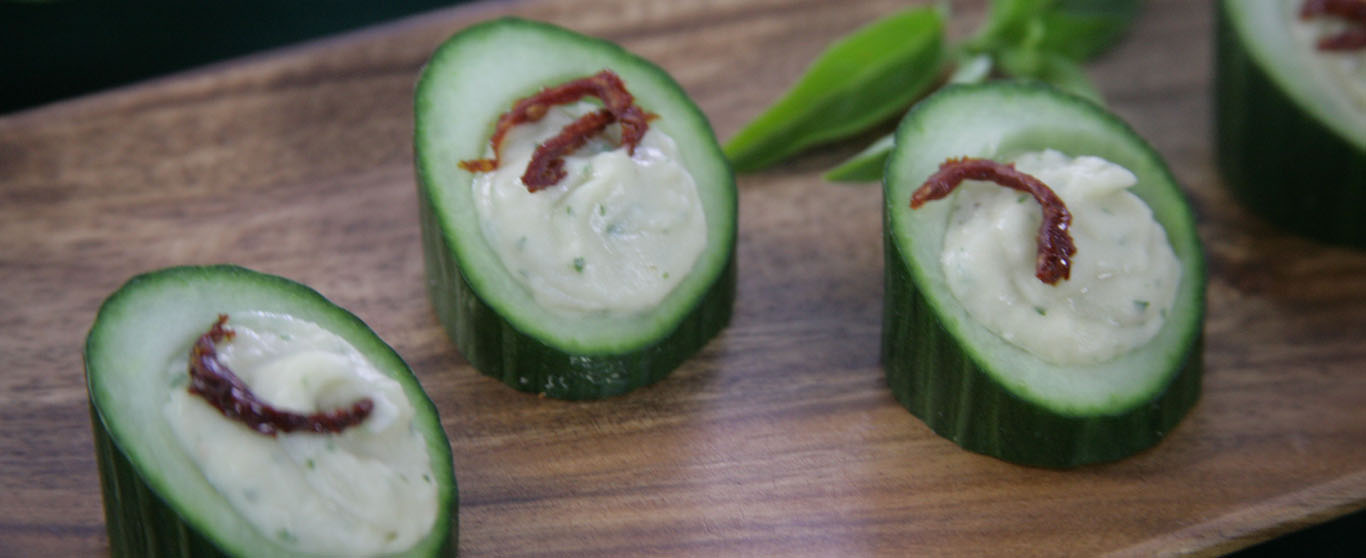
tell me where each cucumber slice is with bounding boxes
[882,83,1205,468]
[1216,0,1366,247]
[415,18,736,399]
[85,265,456,557]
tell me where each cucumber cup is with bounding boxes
[882,83,1205,468]
[85,265,456,557]
[1216,0,1366,247]
[415,19,736,399]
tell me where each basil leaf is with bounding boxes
[824,53,993,183]
[824,134,895,183]
[971,0,1052,54]
[945,52,995,85]
[724,6,947,172]
[996,47,1103,103]
[1035,0,1143,61]
[973,0,1141,62]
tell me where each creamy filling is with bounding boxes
[164,312,437,555]
[1287,0,1366,113]
[471,102,707,317]
[941,149,1182,365]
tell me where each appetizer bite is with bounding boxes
[85,266,456,557]
[882,83,1205,468]
[414,19,736,399]
[1217,0,1366,246]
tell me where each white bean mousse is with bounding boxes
[471,102,707,316]
[1286,0,1366,113]
[164,312,437,555]
[941,149,1182,365]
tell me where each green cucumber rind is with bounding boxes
[414,18,736,399]
[419,187,735,400]
[92,402,238,558]
[881,236,1203,468]
[85,265,457,557]
[881,82,1205,467]
[1215,1,1366,247]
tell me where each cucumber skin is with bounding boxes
[881,234,1204,469]
[1215,2,1366,248]
[419,189,735,400]
[92,403,223,557]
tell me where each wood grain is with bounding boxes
[2,0,1364,556]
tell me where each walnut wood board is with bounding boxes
[2,0,1364,556]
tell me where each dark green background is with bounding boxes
[1,0,452,114]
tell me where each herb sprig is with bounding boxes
[723,0,1141,182]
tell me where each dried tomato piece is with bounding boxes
[1301,0,1366,51]
[1317,26,1366,50]
[1301,0,1366,22]
[459,69,654,190]
[187,315,374,437]
[521,108,615,190]
[911,157,1077,285]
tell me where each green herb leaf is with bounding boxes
[1035,0,1142,61]
[946,52,995,85]
[824,52,993,183]
[824,134,894,183]
[971,0,1052,53]
[724,5,947,172]
[972,0,1141,62]
[996,48,1103,103]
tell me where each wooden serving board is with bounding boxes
[2,0,1364,555]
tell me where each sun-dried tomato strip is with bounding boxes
[521,108,615,190]
[1301,0,1366,50]
[187,314,374,437]
[1318,26,1366,50]
[910,157,1077,285]
[1301,0,1366,22]
[459,69,653,190]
